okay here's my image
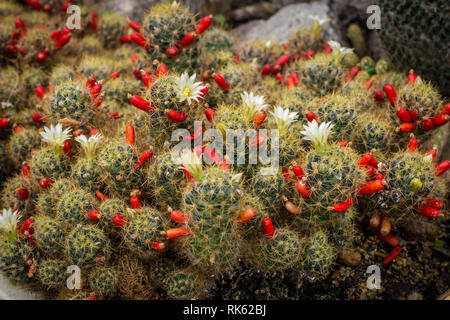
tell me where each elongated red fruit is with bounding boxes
[296,180,312,198]
[22,165,31,177]
[166,46,179,57]
[214,74,229,90]
[125,124,135,146]
[18,188,29,200]
[169,208,187,225]
[253,110,266,129]
[407,73,417,84]
[129,94,153,112]
[21,218,34,234]
[32,112,44,124]
[364,80,373,89]
[426,198,443,210]
[338,140,349,147]
[432,114,449,127]
[261,64,271,75]
[90,83,102,98]
[396,107,411,123]
[421,119,434,131]
[435,160,449,176]
[166,228,191,239]
[237,208,256,224]
[166,110,187,122]
[156,63,168,78]
[120,35,132,43]
[151,242,165,251]
[35,86,45,99]
[397,123,415,132]
[195,15,212,34]
[290,73,299,85]
[357,180,385,195]
[358,152,375,166]
[55,34,70,48]
[141,73,152,87]
[408,135,418,152]
[205,108,215,122]
[383,84,397,107]
[131,32,149,48]
[129,21,141,31]
[134,149,153,169]
[416,206,439,218]
[374,89,383,103]
[89,210,100,221]
[425,149,437,160]
[375,232,399,247]
[179,32,196,47]
[345,67,359,81]
[443,103,450,115]
[324,42,332,53]
[85,75,96,88]
[262,217,275,239]
[303,50,315,60]
[203,146,222,164]
[96,191,108,201]
[275,53,290,67]
[286,76,295,88]
[130,196,141,209]
[112,215,129,228]
[409,109,419,121]
[63,141,71,155]
[333,198,354,212]
[292,165,304,178]
[110,70,120,79]
[383,246,402,264]
[306,110,317,122]
[199,85,208,98]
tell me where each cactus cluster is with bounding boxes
[0,1,448,300]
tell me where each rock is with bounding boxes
[231,2,278,22]
[233,0,340,47]
[339,247,362,267]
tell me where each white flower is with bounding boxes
[175,72,205,104]
[309,15,330,27]
[265,40,272,48]
[270,106,298,133]
[75,133,102,158]
[241,91,268,121]
[0,208,21,235]
[301,120,334,151]
[328,40,354,58]
[174,149,203,181]
[40,124,72,148]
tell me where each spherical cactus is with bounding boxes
[49,64,75,87]
[288,15,328,54]
[300,231,335,278]
[148,258,175,286]
[0,237,34,280]
[65,225,109,267]
[36,178,75,217]
[8,127,41,168]
[56,188,96,225]
[104,77,141,105]
[89,267,118,298]
[359,56,375,71]
[78,55,114,81]
[33,215,65,257]
[98,198,128,232]
[0,66,25,108]
[38,259,66,289]
[71,133,103,191]
[122,207,167,258]
[165,270,206,300]
[97,12,127,50]
[327,207,359,247]
[1,174,38,216]
[249,168,286,211]
[244,228,301,273]
[198,28,234,54]
[353,114,395,157]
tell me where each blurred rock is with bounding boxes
[231,2,278,22]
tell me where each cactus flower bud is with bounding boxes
[204,108,215,122]
[89,210,100,221]
[112,214,129,228]
[357,179,385,195]
[129,94,154,112]
[18,188,29,200]
[435,160,450,176]
[179,32,196,47]
[35,86,45,99]
[125,124,135,146]
[39,178,53,189]
[166,46,179,57]
[408,135,418,152]
[262,217,275,239]
[213,74,229,90]
[195,15,213,34]
[383,84,397,107]
[165,228,191,239]
[396,107,411,123]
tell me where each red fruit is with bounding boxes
[407,73,418,84]
[63,141,71,155]
[233,54,241,63]
[324,43,332,53]
[443,103,450,115]
[166,46,179,57]
[374,89,383,103]
[282,169,290,180]
[421,119,434,131]
[110,70,120,79]
[435,160,450,176]
[375,232,399,247]
[156,64,168,78]
[35,86,45,99]
[22,218,34,235]
[276,73,283,84]
[292,165,304,179]
[0,118,10,128]
[213,74,229,90]
[383,84,397,107]
[128,21,141,32]
[286,76,295,88]
[296,180,312,198]
[290,73,299,85]
[90,83,102,98]
[282,43,289,50]
[125,124,135,146]
[425,149,437,160]
[129,94,154,112]
[130,196,141,209]
[375,172,384,180]
[5,45,18,55]
[151,242,165,251]
[432,114,449,127]
[303,50,315,60]
[170,208,187,225]
[131,32,150,49]
[112,215,129,228]
[358,152,375,167]
[51,30,61,40]
[195,15,212,34]
[253,110,266,129]
[120,35,132,43]
[205,108,215,122]
[294,53,301,60]
[36,50,48,63]
[345,67,359,81]
[89,20,97,32]
[275,53,290,67]
[15,19,26,30]
[199,85,209,98]
[237,208,256,224]
[408,136,418,152]
[89,210,100,221]
[409,109,419,121]
[306,110,317,122]
[85,76,96,88]
[31,112,44,124]
[141,73,152,87]
[364,80,373,89]
[338,140,349,147]
[358,180,385,195]
[166,228,191,239]
[262,217,275,239]
[333,198,354,212]
[250,135,266,148]
[426,198,443,210]
[18,188,29,200]
[93,97,103,107]
[22,165,31,177]
[179,32,196,47]
[366,165,376,178]
[134,149,153,169]
[261,64,271,75]
[39,178,53,189]
[396,107,411,123]
[55,34,70,48]
[96,191,108,201]
[382,246,402,265]
[166,110,187,123]
[203,146,222,164]
[397,123,415,132]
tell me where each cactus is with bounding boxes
[300,230,335,277]
[165,270,207,300]
[345,24,368,58]
[78,55,114,81]
[8,127,41,168]
[1,174,38,216]
[38,259,66,289]
[71,133,103,191]
[288,15,329,54]
[56,188,96,225]
[97,12,127,50]
[359,56,375,71]
[34,215,65,257]
[98,198,128,233]
[89,267,118,298]
[65,225,109,267]
[36,178,75,217]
